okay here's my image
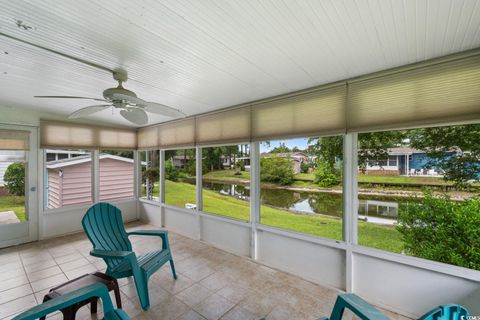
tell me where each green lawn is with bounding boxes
[295,172,449,185]
[202,169,250,182]
[163,180,404,253]
[0,195,26,222]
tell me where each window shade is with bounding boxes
[196,107,251,145]
[158,118,195,148]
[347,55,480,131]
[251,84,347,140]
[40,121,136,150]
[137,126,158,150]
[0,129,29,150]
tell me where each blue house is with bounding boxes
[364,147,455,176]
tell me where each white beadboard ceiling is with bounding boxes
[0,0,480,127]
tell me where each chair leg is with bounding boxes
[169,259,178,280]
[113,285,122,309]
[90,298,98,314]
[132,272,150,310]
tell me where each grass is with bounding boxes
[162,180,404,253]
[202,170,250,182]
[0,195,26,222]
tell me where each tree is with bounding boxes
[164,159,178,181]
[396,192,480,270]
[409,124,480,189]
[314,160,340,187]
[260,157,294,185]
[4,162,25,196]
[270,142,290,153]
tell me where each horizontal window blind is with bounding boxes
[137,125,158,150]
[158,118,195,148]
[196,107,251,145]
[41,121,136,150]
[251,84,347,140]
[0,129,29,150]
[347,55,480,131]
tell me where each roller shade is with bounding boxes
[196,107,251,145]
[41,121,136,150]
[158,118,195,148]
[347,55,480,131]
[251,84,347,140]
[0,129,29,150]
[137,126,158,150]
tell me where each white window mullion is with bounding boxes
[195,146,203,240]
[92,149,100,203]
[343,133,358,292]
[250,141,260,260]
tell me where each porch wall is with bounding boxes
[140,201,480,318]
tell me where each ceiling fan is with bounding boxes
[34,69,186,125]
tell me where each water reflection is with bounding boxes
[198,180,409,222]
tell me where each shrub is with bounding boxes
[313,161,340,187]
[300,162,311,174]
[396,192,480,270]
[260,157,294,185]
[4,162,25,196]
[165,160,178,181]
[236,159,245,172]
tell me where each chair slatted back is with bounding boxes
[82,203,132,270]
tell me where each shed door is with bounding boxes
[0,125,38,248]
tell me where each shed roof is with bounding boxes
[46,154,134,169]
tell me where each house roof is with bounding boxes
[387,147,424,155]
[46,154,134,169]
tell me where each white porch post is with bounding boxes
[250,141,260,260]
[159,150,165,226]
[195,146,203,240]
[343,133,358,292]
[92,149,99,203]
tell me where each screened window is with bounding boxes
[259,137,343,240]
[141,150,159,200]
[44,149,91,209]
[164,148,196,208]
[202,144,250,221]
[357,123,480,271]
[99,150,134,201]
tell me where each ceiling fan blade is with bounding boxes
[120,108,148,125]
[144,102,186,118]
[111,93,146,105]
[35,95,108,102]
[68,105,112,119]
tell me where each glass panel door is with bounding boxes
[0,126,37,247]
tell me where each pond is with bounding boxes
[194,180,415,225]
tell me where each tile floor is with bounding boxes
[0,222,409,320]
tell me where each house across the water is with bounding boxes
[363,147,455,176]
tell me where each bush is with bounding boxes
[260,157,294,185]
[165,160,178,182]
[4,162,25,196]
[396,192,480,270]
[313,161,340,187]
[236,159,245,172]
[300,162,311,174]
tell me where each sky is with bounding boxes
[260,137,311,153]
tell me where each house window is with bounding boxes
[388,155,397,166]
[164,148,196,208]
[357,123,480,271]
[140,150,159,201]
[259,136,343,240]
[44,149,91,209]
[202,144,250,220]
[99,150,134,201]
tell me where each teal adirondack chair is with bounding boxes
[82,203,177,311]
[13,283,129,320]
[319,294,469,320]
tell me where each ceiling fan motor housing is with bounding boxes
[103,86,137,101]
